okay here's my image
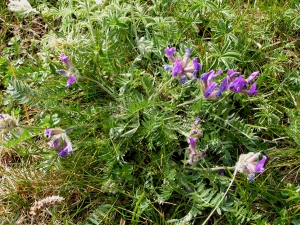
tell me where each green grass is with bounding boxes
[0,0,300,224]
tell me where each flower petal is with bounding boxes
[255,155,267,173]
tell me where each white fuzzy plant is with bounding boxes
[7,0,39,14]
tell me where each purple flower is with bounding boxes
[59,53,73,68]
[192,58,201,76]
[188,137,196,154]
[245,71,259,83]
[57,69,67,74]
[163,65,172,71]
[185,48,191,56]
[247,173,256,182]
[53,134,72,157]
[45,128,53,138]
[194,118,201,126]
[204,82,217,98]
[182,48,191,68]
[200,70,214,83]
[67,75,77,88]
[164,47,176,62]
[45,128,64,138]
[171,60,183,76]
[254,156,267,173]
[51,137,59,148]
[164,46,202,82]
[46,129,73,157]
[237,152,267,181]
[218,76,228,97]
[180,76,187,84]
[58,141,73,157]
[207,70,223,86]
[228,76,247,93]
[227,69,240,81]
[246,82,258,96]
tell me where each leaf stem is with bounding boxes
[201,166,238,225]
[84,0,95,41]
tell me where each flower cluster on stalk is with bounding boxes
[45,128,73,157]
[200,69,259,99]
[164,47,202,84]
[187,118,206,164]
[58,53,78,88]
[237,152,267,181]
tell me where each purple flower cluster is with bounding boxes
[164,47,202,83]
[58,53,77,88]
[200,69,260,98]
[237,152,267,181]
[45,128,73,157]
[187,118,206,164]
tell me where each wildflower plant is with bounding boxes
[1,0,299,224]
[45,128,73,157]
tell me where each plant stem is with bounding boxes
[177,96,203,107]
[151,77,176,101]
[130,0,138,44]
[84,0,95,41]
[201,166,239,225]
[186,166,236,171]
[83,76,115,99]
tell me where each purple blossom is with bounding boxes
[163,65,172,71]
[57,69,67,74]
[59,53,73,68]
[207,70,223,86]
[45,129,52,138]
[164,46,202,82]
[237,152,267,181]
[245,71,260,83]
[227,69,240,81]
[192,58,201,76]
[67,75,77,88]
[164,47,176,62]
[182,48,191,68]
[194,118,201,126]
[204,82,217,98]
[228,76,247,93]
[247,173,256,182]
[200,70,214,83]
[254,156,267,173]
[188,137,196,154]
[185,48,191,57]
[180,76,187,84]
[46,129,73,157]
[246,82,259,96]
[171,60,183,76]
[51,137,59,148]
[218,76,228,97]
[58,142,73,157]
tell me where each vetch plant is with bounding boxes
[187,118,205,164]
[45,128,73,157]
[228,70,260,96]
[164,47,202,83]
[201,152,267,224]
[58,54,78,88]
[237,152,267,181]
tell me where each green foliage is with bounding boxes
[0,0,299,224]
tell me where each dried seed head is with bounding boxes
[30,195,64,216]
[0,114,17,133]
